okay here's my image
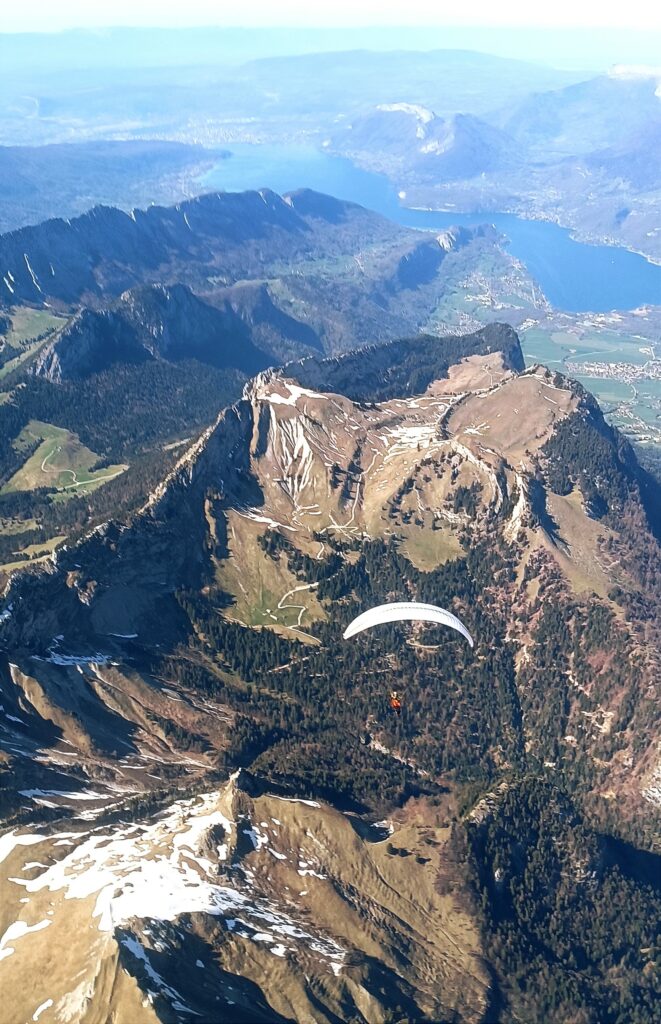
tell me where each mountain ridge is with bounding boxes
[0,189,379,308]
[31,284,273,382]
[1,326,660,1022]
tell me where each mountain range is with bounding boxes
[328,68,661,262]
[0,188,352,308]
[0,187,494,326]
[499,71,661,159]
[2,45,660,261]
[0,187,545,586]
[1,320,659,1022]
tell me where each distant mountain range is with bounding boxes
[499,71,661,158]
[334,106,520,182]
[0,46,582,148]
[333,71,661,185]
[329,68,661,261]
[1,47,659,259]
[584,118,661,191]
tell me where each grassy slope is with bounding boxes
[0,533,66,572]
[0,307,66,383]
[3,420,127,496]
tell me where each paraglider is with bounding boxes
[344,602,474,718]
[343,602,474,648]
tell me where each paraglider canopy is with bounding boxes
[343,601,474,648]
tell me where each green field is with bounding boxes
[522,326,653,370]
[0,534,66,573]
[573,376,637,406]
[521,325,661,447]
[631,379,661,426]
[521,328,567,367]
[2,420,127,497]
[635,378,661,400]
[0,306,66,383]
[4,307,65,345]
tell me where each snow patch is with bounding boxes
[420,139,450,155]
[23,253,42,293]
[255,379,328,408]
[0,918,51,961]
[32,999,53,1021]
[0,831,48,864]
[242,825,268,851]
[235,508,297,532]
[377,102,434,123]
[642,757,661,808]
[19,789,107,802]
[33,648,111,667]
[6,791,346,977]
[271,795,320,808]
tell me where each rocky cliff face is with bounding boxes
[32,284,272,382]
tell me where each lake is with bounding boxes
[202,144,661,314]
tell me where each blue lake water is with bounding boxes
[202,144,661,314]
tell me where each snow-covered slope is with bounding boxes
[0,771,489,1024]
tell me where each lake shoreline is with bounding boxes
[404,203,661,270]
[200,142,661,313]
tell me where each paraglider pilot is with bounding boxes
[389,690,402,716]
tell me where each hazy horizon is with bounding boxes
[2,22,661,73]
[2,0,661,31]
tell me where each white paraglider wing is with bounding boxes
[343,601,474,647]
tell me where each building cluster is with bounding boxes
[565,359,661,383]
